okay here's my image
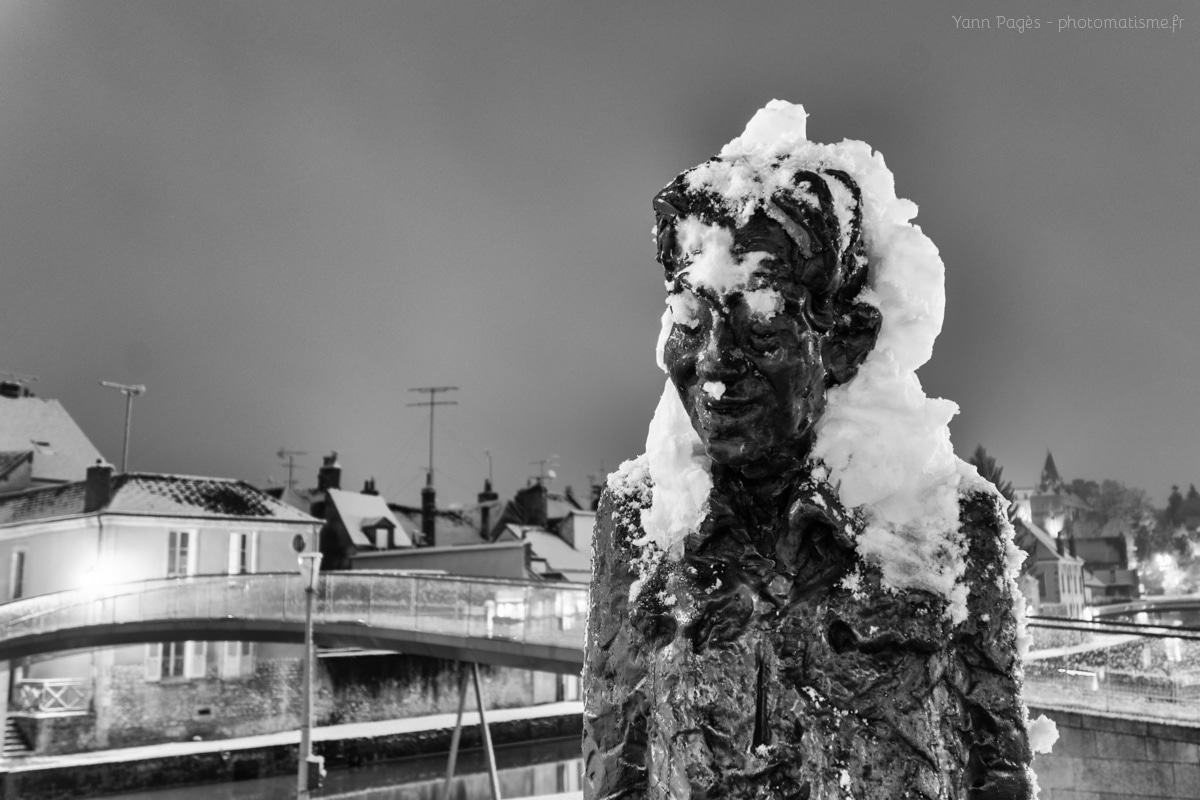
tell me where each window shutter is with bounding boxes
[187,640,207,679]
[145,643,163,682]
[249,532,258,574]
[185,532,197,576]
[227,533,238,574]
[219,641,235,678]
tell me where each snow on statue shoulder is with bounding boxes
[583,102,1040,800]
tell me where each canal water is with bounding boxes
[99,738,582,800]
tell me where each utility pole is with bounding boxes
[407,387,458,487]
[408,387,457,548]
[99,381,147,472]
[277,448,309,490]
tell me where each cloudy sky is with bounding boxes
[2,1,1196,508]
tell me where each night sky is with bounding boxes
[2,2,1196,508]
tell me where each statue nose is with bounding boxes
[699,317,747,379]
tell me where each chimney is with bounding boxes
[512,481,549,529]
[362,477,378,496]
[421,476,437,547]
[85,461,114,513]
[317,452,341,492]
[478,478,499,538]
[590,483,602,511]
[1055,536,1065,557]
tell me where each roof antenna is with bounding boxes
[277,449,309,490]
[407,386,458,488]
[99,381,147,472]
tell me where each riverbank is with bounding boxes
[0,701,583,799]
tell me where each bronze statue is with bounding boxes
[584,105,1034,799]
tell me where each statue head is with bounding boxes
[654,164,881,469]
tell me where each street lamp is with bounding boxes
[99,381,146,472]
[297,551,324,796]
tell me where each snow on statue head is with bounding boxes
[638,101,978,614]
[652,123,881,469]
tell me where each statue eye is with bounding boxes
[747,320,783,353]
[667,289,703,335]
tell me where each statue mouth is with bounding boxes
[698,393,764,423]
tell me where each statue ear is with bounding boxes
[821,303,881,386]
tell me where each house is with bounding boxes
[0,385,105,491]
[1011,518,1088,618]
[0,462,320,753]
[1013,450,1142,607]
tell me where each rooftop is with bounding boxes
[0,472,319,527]
[0,396,104,484]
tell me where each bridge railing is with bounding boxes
[1024,617,1200,724]
[0,572,589,652]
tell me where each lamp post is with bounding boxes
[98,381,146,472]
[297,551,323,797]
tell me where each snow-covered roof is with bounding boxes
[1014,519,1084,565]
[0,473,319,527]
[0,451,33,483]
[328,488,411,548]
[0,396,104,484]
[390,504,485,548]
[513,526,591,580]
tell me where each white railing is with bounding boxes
[13,678,91,714]
[0,572,589,655]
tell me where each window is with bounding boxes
[227,532,257,575]
[145,641,207,681]
[219,640,255,679]
[9,550,25,600]
[167,530,196,577]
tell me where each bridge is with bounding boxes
[0,571,588,673]
[1090,593,1200,619]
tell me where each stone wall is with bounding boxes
[319,654,559,726]
[1031,705,1200,799]
[100,657,304,749]
[30,652,564,755]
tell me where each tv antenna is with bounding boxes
[0,370,38,385]
[99,381,147,472]
[530,455,559,485]
[277,448,309,490]
[407,386,458,487]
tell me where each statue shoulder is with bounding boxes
[595,455,655,540]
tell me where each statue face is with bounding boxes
[662,220,828,467]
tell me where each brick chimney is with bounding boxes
[317,452,342,492]
[362,477,378,496]
[84,461,114,513]
[420,476,437,547]
[478,478,499,539]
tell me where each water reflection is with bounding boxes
[100,738,582,800]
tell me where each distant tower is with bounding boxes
[1037,451,1064,494]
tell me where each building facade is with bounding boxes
[0,463,320,752]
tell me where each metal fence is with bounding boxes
[1024,617,1200,724]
